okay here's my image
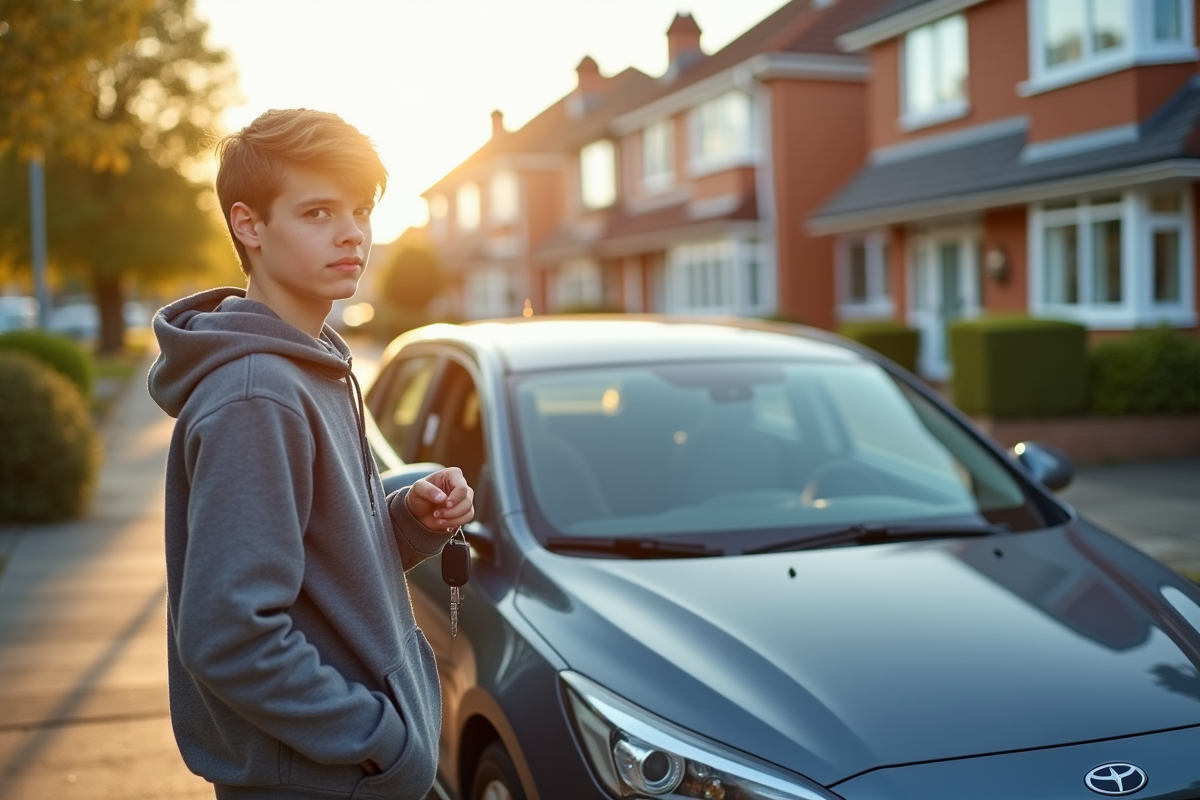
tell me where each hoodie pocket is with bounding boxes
[353,627,442,800]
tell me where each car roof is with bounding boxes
[392,316,863,374]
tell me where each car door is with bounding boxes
[396,355,494,776]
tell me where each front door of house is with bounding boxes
[911,230,980,379]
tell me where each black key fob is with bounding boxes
[442,535,470,588]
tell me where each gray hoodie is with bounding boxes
[148,288,446,800]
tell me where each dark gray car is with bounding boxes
[364,317,1200,800]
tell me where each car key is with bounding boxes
[441,528,470,637]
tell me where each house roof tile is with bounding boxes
[810,81,1200,231]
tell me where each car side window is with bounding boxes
[375,356,439,461]
[416,360,486,489]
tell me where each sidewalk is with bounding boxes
[1060,457,1200,578]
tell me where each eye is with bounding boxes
[305,208,331,219]
[355,206,374,218]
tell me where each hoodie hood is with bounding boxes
[148,287,353,419]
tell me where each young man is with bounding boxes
[148,108,472,799]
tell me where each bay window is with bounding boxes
[1027,0,1196,94]
[903,14,968,128]
[1032,189,1194,327]
[666,239,771,315]
[580,140,617,209]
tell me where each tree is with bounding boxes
[379,243,445,313]
[0,0,237,353]
[0,0,156,169]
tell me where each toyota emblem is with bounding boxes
[1085,763,1147,796]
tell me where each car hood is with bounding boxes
[515,524,1200,786]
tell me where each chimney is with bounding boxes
[569,55,608,117]
[575,55,606,97]
[491,109,505,139]
[666,12,704,76]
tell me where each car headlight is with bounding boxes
[561,671,838,800]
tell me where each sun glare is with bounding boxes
[196,0,790,244]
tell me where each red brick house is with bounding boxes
[423,0,890,329]
[811,0,1200,377]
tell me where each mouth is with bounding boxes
[328,257,362,272]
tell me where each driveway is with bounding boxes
[1059,457,1200,579]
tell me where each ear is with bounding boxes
[229,202,262,252]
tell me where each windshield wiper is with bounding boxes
[545,536,723,559]
[746,522,1010,554]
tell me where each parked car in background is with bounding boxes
[0,296,38,332]
[48,297,154,341]
[364,317,1200,800]
[48,299,100,340]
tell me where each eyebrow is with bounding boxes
[293,196,375,210]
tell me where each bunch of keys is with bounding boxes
[441,527,470,637]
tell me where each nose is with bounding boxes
[336,213,365,247]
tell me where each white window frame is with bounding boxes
[900,13,970,131]
[464,268,515,320]
[552,258,604,311]
[580,139,617,210]
[1029,188,1196,328]
[489,171,519,226]
[836,232,894,320]
[688,91,756,176]
[1023,0,1197,97]
[665,238,773,316]
[456,182,480,233]
[642,118,675,194]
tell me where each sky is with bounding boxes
[193,0,791,244]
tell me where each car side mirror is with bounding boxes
[1013,441,1074,492]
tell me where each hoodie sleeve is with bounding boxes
[176,396,406,771]
[386,488,451,572]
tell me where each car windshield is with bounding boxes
[510,359,1052,551]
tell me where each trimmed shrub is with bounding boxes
[1088,326,1200,415]
[950,316,1087,418]
[0,329,93,397]
[0,351,101,522]
[837,320,920,374]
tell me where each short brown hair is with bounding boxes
[215,109,388,274]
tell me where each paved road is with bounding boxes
[1060,457,1200,578]
[0,337,1196,799]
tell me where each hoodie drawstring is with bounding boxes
[345,366,378,517]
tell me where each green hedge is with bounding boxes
[837,321,920,374]
[950,316,1087,418]
[1089,326,1200,415]
[0,329,93,397]
[0,351,101,522]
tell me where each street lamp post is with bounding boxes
[29,155,51,329]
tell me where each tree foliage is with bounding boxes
[0,0,238,353]
[0,0,156,169]
[378,244,445,312]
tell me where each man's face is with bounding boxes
[250,164,375,306]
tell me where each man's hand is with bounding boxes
[405,467,475,533]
